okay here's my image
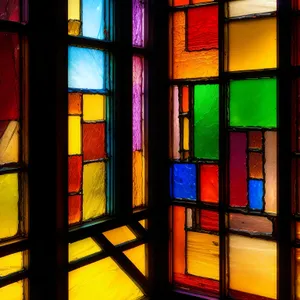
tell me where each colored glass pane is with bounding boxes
[171,164,196,200]
[194,84,219,159]
[228,0,276,17]
[69,195,82,224]
[0,252,23,276]
[230,78,277,128]
[0,281,23,300]
[0,173,19,239]
[83,162,106,220]
[229,235,277,299]
[69,238,102,262]
[133,0,144,47]
[133,151,144,208]
[83,123,106,161]
[187,6,218,51]
[172,86,180,159]
[183,118,189,151]
[124,245,146,276]
[249,179,263,210]
[248,131,263,150]
[0,0,19,21]
[68,0,80,20]
[201,210,219,232]
[200,164,219,203]
[103,226,136,246]
[83,94,105,121]
[249,152,263,179]
[172,11,218,79]
[68,156,82,193]
[181,86,189,113]
[69,93,82,115]
[68,116,82,155]
[227,18,277,71]
[68,46,105,90]
[0,32,20,121]
[69,257,143,300]
[173,206,185,275]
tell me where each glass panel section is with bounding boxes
[0,281,23,300]
[132,0,144,47]
[69,238,102,262]
[0,0,20,22]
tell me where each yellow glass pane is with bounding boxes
[0,252,23,276]
[69,257,143,300]
[68,0,80,20]
[123,244,146,276]
[103,226,136,246]
[69,116,82,155]
[297,222,300,240]
[83,162,106,220]
[83,95,106,122]
[227,18,277,71]
[139,219,146,228]
[229,235,276,299]
[228,0,276,17]
[0,281,23,300]
[133,151,145,208]
[183,117,189,150]
[0,173,18,239]
[172,11,218,79]
[0,121,19,165]
[69,238,102,262]
[265,131,277,213]
[187,231,219,280]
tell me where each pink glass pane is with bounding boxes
[0,0,20,22]
[133,0,144,47]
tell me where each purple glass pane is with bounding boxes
[0,0,19,22]
[132,0,144,47]
[133,56,144,151]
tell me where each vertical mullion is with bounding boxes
[278,0,292,299]
[28,0,68,299]
[114,0,133,218]
[148,0,170,297]
[219,2,227,299]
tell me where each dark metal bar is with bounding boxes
[0,239,28,258]
[114,0,133,218]
[277,0,292,298]
[69,208,148,243]
[0,270,29,289]
[219,1,227,299]
[93,234,149,294]
[0,20,27,33]
[128,221,148,238]
[147,0,170,298]
[68,35,114,51]
[28,0,68,299]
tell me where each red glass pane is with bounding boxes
[83,123,106,161]
[0,32,20,121]
[173,0,189,6]
[248,131,263,150]
[182,86,189,113]
[200,164,219,203]
[69,195,82,224]
[187,5,218,51]
[0,0,19,22]
[68,155,82,193]
[201,210,219,231]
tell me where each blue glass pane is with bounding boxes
[249,179,263,210]
[68,46,104,90]
[82,0,105,40]
[171,164,196,201]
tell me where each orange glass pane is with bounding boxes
[249,131,262,150]
[182,86,189,113]
[249,152,263,179]
[173,206,185,274]
[173,0,188,5]
[69,195,81,224]
[69,93,82,115]
[200,164,219,203]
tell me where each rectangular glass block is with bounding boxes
[83,94,106,121]
[172,206,219,296]
[296,248,300,299]
[183,117,189,151]
[133,0,144,47]
[171,86,180,159]
[171,11,218,79]
[68,0,106,40]
[69,257,143,300]
[69,93,82,115]
[133,55,145,208]
[200,164,219,204]
[0,281,23,300]
[170,163,196,201]
[0,0,20,22]
[230,78,277,128]
[181,86,189,113]
[83,162,106,220]
[229,235,277,299]
[226,18,277,71]
[69,238,102,262]
[228,0,276,17]
[69,195,82,224]
[201,210,219,232]
[0,252,23,276]
[194,84,219,159]
[68,46,105,90]
[0,173,19,239]
[68,116,82,155]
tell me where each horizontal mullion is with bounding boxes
[68,209,149,243]
[225,11,276,22]
[132,47,149,57]
[0,270,28,288]
[68,35,115,51]
[0,20,27,33]
[68,237,147,271]
[169,1,217,11]
[0,238,28,258]
[0,164,25,175]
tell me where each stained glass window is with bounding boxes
[170,1,278,298]
[0,2,28,299]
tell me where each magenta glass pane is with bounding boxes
[0,0,20,22]
[133,56,144,151]
[132,0,144,47]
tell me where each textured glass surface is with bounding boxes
[123,245,146,276]
[83,94,105,121]
[0,252,23,276]
[69,238,102,262]
[0,0,19,21]
[194,84,219,159]
[103,226,136,246]
[249,179,263,210]
[0,173,18,239]
[228,0,276,17]
[200,164,219,203]
[230,78,277,128]
[133,0,144,46]
[68,116,82,155]
[172,86,180,159]
[171,164,196,200]
[68,46,104,90]
[133,151,144,208]
[0,281,23,300]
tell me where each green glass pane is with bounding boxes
[229,78,277,128]
[194,84,219,159]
